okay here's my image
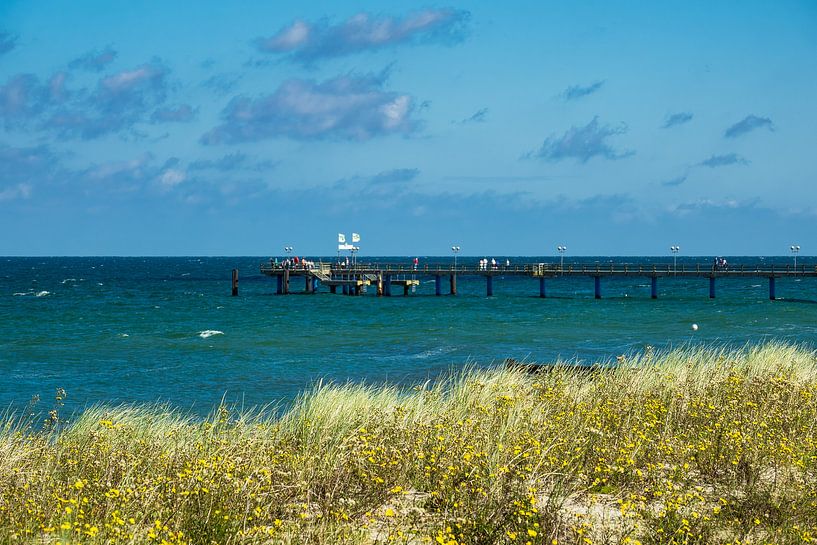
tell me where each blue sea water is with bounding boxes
[2,256,816,415]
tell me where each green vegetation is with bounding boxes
[1,343,816,544]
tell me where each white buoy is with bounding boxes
[691,323,698,331]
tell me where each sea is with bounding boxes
[2,256,816,416]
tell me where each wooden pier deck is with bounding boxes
[259,261,816,300]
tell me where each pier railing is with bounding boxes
[260,262,816,276]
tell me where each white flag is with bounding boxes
[351,233,360,243]
[338,233,346,243]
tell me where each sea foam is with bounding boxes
[35,291,50,297]
[199,330,224,339]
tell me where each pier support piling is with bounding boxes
[342,283,349,295]
[594,276,601,299]
[384,274,392,296]
[231,269,238,296]
[330,285,337,294]
[377,275,383,297]
[450,274,457,295]
[651,276,658,299]
[486,275,494,297]
[305,275,312,293]
[769,276,776,300]
[539,277,546,298]
[709,277,716,299]
[276,274,283,295]
[313,277,319,292]
[435,275,442,296]
[282,270,290,295]
[403,283,410,296]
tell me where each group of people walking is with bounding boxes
[713,257,729,271]
[478,258,510,270]
[273,257,317,270]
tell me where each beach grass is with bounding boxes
[1,343,816,544]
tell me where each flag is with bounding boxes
[338,233,346,243]
[352,233,360,243]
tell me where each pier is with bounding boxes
[259,261,816,300]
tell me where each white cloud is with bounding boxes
[0,183,32,201]
[202,74,416,143]
[262,20,311,51]
[255,9,469,63]
[159,169,186,188]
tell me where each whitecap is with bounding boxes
[119,333,129,338]
[12,292,30,296]
[199,330,224,339]
[35,291,50,297]
[412,346,456,360]
[61,278,77,284]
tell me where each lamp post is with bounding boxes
[791,245,800,269]
[451,245,460,270]
[557,246,567,273]
[284,246,293,260]
[351,246,359,269]
[670,245,680,275]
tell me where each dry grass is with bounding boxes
[1,342,816,544]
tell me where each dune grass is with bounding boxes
[1,343,816,544]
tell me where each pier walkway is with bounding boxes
[259,261,817,300]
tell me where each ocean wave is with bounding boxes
[199,330,224,339]
[412,346,457,360]
[61,278,77,284]
[7,289,42,297]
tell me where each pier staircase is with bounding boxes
[313,266,332,283]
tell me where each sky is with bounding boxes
[0,1,815,256]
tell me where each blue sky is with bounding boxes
[1,1,815,256]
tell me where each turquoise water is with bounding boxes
[2,256,816,415]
